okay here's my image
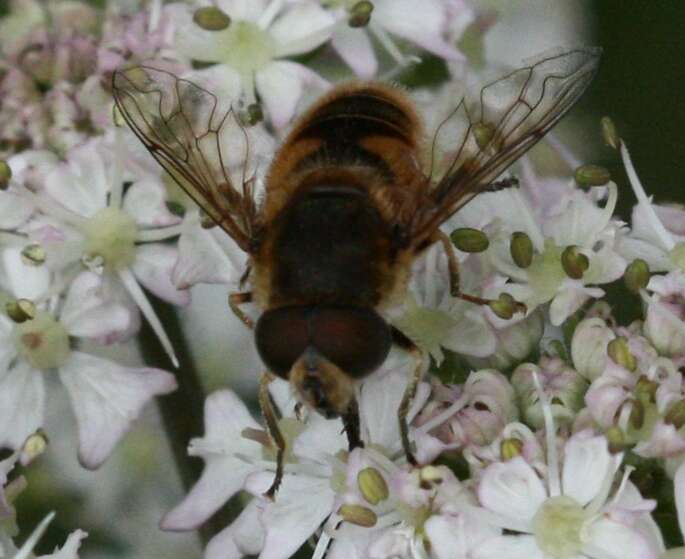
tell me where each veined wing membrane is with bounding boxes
[413,48,602,246]
[112,66,259,252]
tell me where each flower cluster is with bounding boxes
[0,0,683,558]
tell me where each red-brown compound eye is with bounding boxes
[310,306,391,379]
[255,307,310,379]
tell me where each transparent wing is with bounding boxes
[412,47,602,246]
[112,66,262,252]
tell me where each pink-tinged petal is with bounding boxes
[131,244,190,306]
[205,501,264,559]
[37,529,87,559]
[0,190,33,229]
[562,431,613,507]
[0,246,50,300]
[256,61,328,129]
[293,413,345,464]
[58,351,177,469]
[373,0,464,62]
[0,362,44,450]
[161,390,263,530]
[633,422,685,459]
[425,513,501,559]
[675,462,685,540]
[8,150,59,191]
[245,473,335,559]
[331,26,377,79]
[582,517,661,559]
[471,535,543,559]
[60,271,130,341]
[122,178,181,228]
[172,211,246,288]
[478,457,546,530]
[270,3,334,58]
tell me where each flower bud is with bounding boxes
[450,227,489,253]
[193,7,232,31]
[473,122,496,151]
[607,337,637,371]
[561,246,589,280]
[338,504,377,527]
[510,231,533,268]
[600,116,620,150]
[500,438,523,460]
[624,259,650,293]
[21,243,46,266]
[664,400,685,429]
[6,299,36,323]
[489,293,525,320]
[348,1,374,27]
[0,160,11,190]
[574,164,611,187]
[571,318,613,380]
[358,467,389,505]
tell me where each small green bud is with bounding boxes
[561,245,589,280]
[607,337,636,371]
[624,259,650,293]
[500,438,523,460]
[20,243,46,266]
[574,164,611,187]
[450,227,489,253]
[473,122,496,151]
[510,231,533,268]
[0,160,11,190]
[165,200,186,218]
[6,299,36,323]
[193,6,232,31]
[348,1,374,27]
[635,375,658,404]
[358,467,389,505]
[488,293,526,320]
[664,400,685,429]
[600,116,620,150]
[605,426,627,453]
[338,504,377,527]
[242,103,264,126]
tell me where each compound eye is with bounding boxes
[255,307,309,378]
[311,307,391,379]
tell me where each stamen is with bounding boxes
[258,0,285,30]
[17,188,87,229]
[545,133,581,170]
[135,224,184,242]
[620,142,675,252]
[531,370,560,497]
[369,22,413,66]
[117,267,179,368]
[148,0,162,33]
[414,392,469,435]
[14,512,55,559]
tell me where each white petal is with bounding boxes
[162,391,264,530]
[675,462,685,540]
[60,271,130,341]
[331,26,377,78]
[248,473,335,559]
[205,501,264,559]
[0,246,50,300]
[293,413,346,463]
[562,432,612,507]
[471,535,543,559]
[549,284,602,326]
[478,457,546,530]
[37,529,87,559]
[270,3,334,58]
[122,178,181,228]
[425,513,501,559]
[131,244,190,306]
[217,0,268,22]
[171,4,226,62]
[59,351,177,469]
[582,517,660,559]
[617,237,671,272]
[0,362,44,450]
[0,190,33,229]
[172,211,246,288]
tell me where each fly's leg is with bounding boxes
[259,372,285,499]
[341,397,363,451]
[392,327,423,466]
[228,291,254,329]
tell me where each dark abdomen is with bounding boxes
[272,188,387,306]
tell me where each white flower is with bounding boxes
[643,272,685,358]
[172,0,334,127]
[0,271,177,468]
[20,135,188,365]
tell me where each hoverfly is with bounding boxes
[112,48,600,497]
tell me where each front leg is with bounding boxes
[392,327,423,466]
[228,291,254,329]
[259,371,286,499]
[341,397,363,451]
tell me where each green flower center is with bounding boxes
[82,207,138,271]
[526,241,566,303]
[532,495,588,558]
[13,311,70,370]
[215,21,274,74]
[669,242,685,273]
